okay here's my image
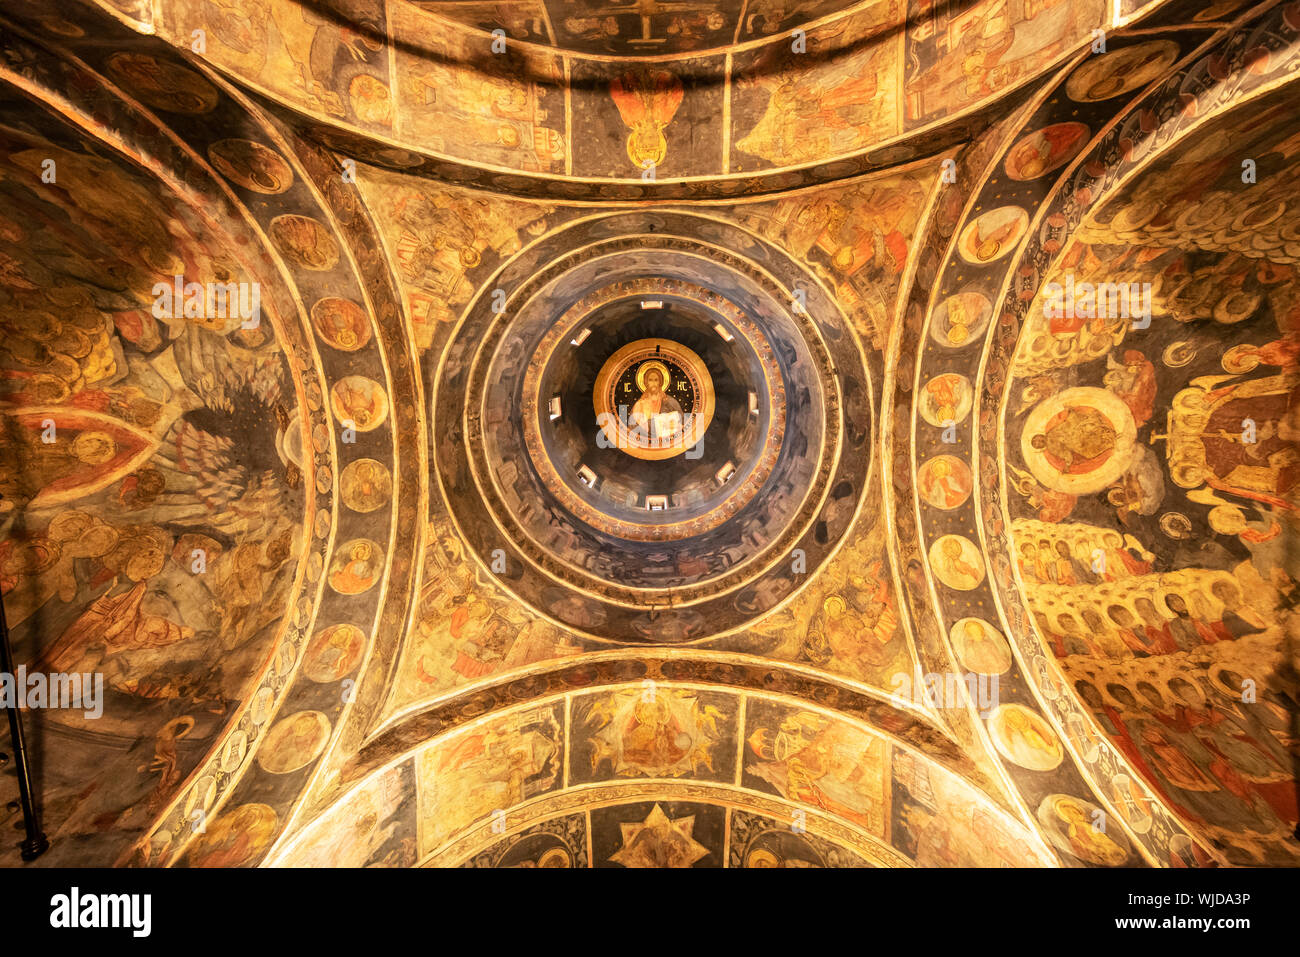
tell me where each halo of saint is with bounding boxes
[1036,794,1131,866]
[988,703,1065,771]
[1065,40,1180,103]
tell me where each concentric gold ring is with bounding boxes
[518,275,789,543]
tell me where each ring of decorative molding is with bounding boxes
[519,278,787,542]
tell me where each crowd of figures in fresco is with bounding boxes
[0,93,306,863]
[1004,89,1299,862]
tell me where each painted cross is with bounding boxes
[608,0,725,47]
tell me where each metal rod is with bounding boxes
[0,560,48,861]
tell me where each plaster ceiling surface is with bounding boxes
[0,0,1295,873]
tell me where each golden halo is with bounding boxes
[635,359,672,391]
[72,430,117,465]
[536,847,572,868]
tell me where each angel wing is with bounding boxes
[170,323,283,415]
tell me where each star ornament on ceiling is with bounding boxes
[608,804,710,868]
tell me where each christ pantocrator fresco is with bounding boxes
[593,338,714,461]
[626,361,684,444]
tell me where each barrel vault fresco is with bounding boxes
[0,0,1293,875]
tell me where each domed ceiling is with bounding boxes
[0,0,1295,872]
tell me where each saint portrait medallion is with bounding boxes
[1019,386,1137,495]
[593,338,715,460]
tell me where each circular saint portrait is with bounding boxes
[592,338,715,460]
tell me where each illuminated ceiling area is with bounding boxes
[0,0,1295,869]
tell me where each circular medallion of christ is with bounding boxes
[593,338,714,460]
[1020,386,1137,494]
